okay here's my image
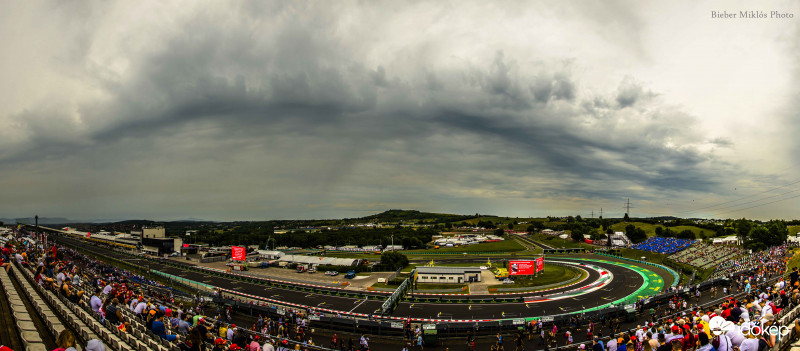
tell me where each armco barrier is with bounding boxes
[401,251,513,255]
[595,252,680,287]
[151,270,216,292]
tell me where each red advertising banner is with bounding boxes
[509,260,536,275]
[231,246,246,261]
[535,257,544,273]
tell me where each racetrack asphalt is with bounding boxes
[65,237,658,321]
[62,241,666,319]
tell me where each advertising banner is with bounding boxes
[509,260,536,275]
[231,246,246,261]
[535,257,544,273]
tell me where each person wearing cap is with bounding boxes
[196,318,214,344]
[146,309,157,330]
[212,338,227,351]
[229,344,241,351]
[665,325,680,343]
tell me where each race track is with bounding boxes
[63,236,668,321]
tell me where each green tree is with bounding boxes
[627,227,647,244]
[624,213,630,222]
[747,226,769,251]
[379,251,409,270]
[589,229,607,241]
[765,220,788,246]
[571,228,585,242]
[677,230,695,240]
[655,226,664,237]
[735,218,752,244]
[625,224,635,236]
[507,222,514,230]
[494,227,505,237]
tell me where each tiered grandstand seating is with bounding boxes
[669,242,743,270]
[13,260,138,350]
[0,267,48,350]
[629,237,694,254]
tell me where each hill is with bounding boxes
[0,217,78,225]
[356,209,476,223]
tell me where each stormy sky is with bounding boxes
[1,1,799,221]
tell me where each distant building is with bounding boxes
[416,267,482,284]
[142,226,165,239]
[257,250,284,260]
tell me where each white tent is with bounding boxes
[712,236,738,244]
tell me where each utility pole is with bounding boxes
[624,199,634,217]
[599,208,603,218]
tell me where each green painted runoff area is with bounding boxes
[555,258,664,310]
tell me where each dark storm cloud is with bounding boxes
[0,0,765,220]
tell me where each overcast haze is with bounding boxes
[1,1,799,221]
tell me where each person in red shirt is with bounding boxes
[721,307,731,320]
[0,243,11,272]
[681,325,694,351]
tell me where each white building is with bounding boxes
[415,267,482,284]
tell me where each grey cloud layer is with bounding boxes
[0,1,761,220]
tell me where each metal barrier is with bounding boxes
[199,256,227,263]
[381,269,413,315]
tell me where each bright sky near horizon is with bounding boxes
[1,1,799,221]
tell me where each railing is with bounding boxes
[381,269,413,315]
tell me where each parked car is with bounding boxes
[502,278,515,284]
[344,270,357,279]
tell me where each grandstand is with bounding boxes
[1,227,332,351]
[669,242,744,270]
[629,237,694,254]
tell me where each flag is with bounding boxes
[51,244,58,259]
